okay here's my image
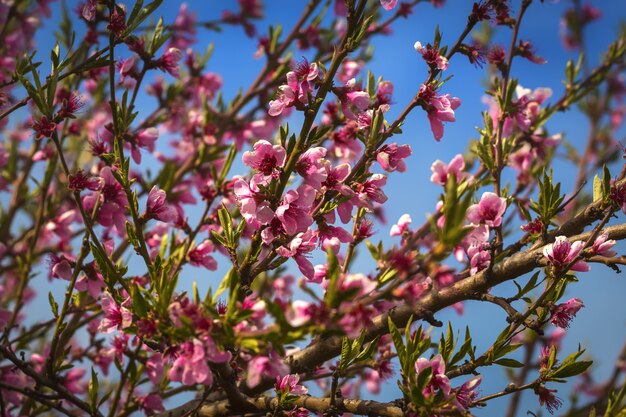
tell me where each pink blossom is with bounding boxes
[414,354,451,397]
[276,229,318,279]
[296,147,328,189]
[63,368,87,394]
[418,84,461,141]
[168,339,213,386]
[390,214,412,237]
[156,48,183,78]
[380,0,398,10]
[543,236,589,272]
[130,127,159,163]
[414,41,448,71]
[32,115,56,139]
[551,298,584,329]
[49,254,73,281]
[453,375,482,410]
[233,177,275,225]
[339,79,370,120]
[285,300,313,327]
[321,163,353,196]
[75,263,105,298]
[535,385,563,414]
[430,154,466,185]
[242,140,286,180]
[339,60,363,84]
[467,192,507,227]
[188,240,218,270]
[268,60,319,116]
[268,84,296,116]
[98,292,132,334]
[467,243,491,276]
[83,166,128,235]
[139,394,165,415]
[247,350,289,388]
[0,365,30,406]
[340,273,377,298]
[276,186,315,235]
[276,374,308,396]
[591,233,617,257]
[356,174,388,207]
[146,186,178,223]
[82,0,97,21]
[147,353,165,385]
[318,223,353,254]
[169,4,197,49]
[68,169,103,192]
[377,143,412,172]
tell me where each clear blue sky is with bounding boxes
[29,1,626,415]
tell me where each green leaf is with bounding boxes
[89,367,99,413]
[339,337,352,370]
[550,360,592,379]
[494,358,525,368]
[48,292,59,317]
[388,317,406,364]
[593,174,602,202]
[131,285,149,318]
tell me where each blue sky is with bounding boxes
[25,1,626,415]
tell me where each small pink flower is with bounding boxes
[318,223,353,254]
[49,254,73,281]
[467,192,507,228]
[296,147,328,189]
[63,368,87,394]
[380,0,398,10]
[321,163,353,196]
[276,186,315,236]
[591,233,617,257]
[430,154,466,185]
[139,394,165,415]
[276,229,318,278]
[285,300,312,327]
[188,240,218,270]
[356,174,388,207]
[98,292,132,334]
[418,84,460,141]
[339,80,370,120]
[146,186,178,223]
[551,298,584,329]
[82,0,98,21]
[75,263,105,298]
[156,48,183,78]
[242,140,286,180]
[276,374,308,396]
[453,375,482,410]
[247,350,289,388]
[68,169,103,192]
[168,339,212,386]
[377,143,412,172]
[543,236,589,272]
[414,41,448,71]
[390,214,412,237]
[340,273,377,297]
[467,244,491,276]
[268,84,296,116]
[32,116,56,139]
[414,354,451,397]
[534,385,563,414]
[233,177,275,225]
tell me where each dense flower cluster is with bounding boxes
[0,1,624,417]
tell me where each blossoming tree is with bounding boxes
[0,0,625,416]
